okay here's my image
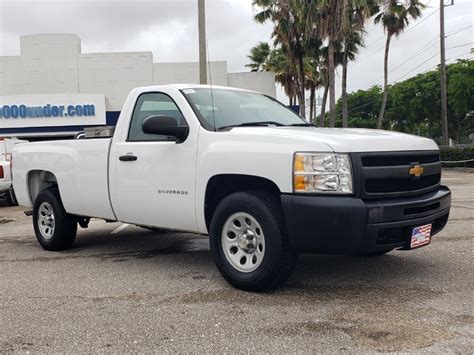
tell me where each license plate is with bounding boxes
[410,224,432,249]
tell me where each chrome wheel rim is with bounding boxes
[221,212,265,273]
[38,202,55,240]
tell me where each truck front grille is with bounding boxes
[351,151,442,199]
[361,154,440,167]
[366,173,441,193]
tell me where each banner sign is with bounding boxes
[0,94,106,128]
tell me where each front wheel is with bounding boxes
[209,191,296,292]
[33,188,77,251]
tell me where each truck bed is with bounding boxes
[13,139,115,220]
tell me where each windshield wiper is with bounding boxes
[217,121,285,131]
[288,123,316,127]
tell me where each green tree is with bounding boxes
[246,42,271,72]
[337,59,474,143]
[446,59,474,142]
[307,0,374,127]
[246,43,300,107]
[375,0,426,129]
[318,43,344,126]
[267,46,299,106]
[387,69,440,136]
[336,85,383,128]
[304,37,324,123]
[253,0,310,117]
[340,0,379,127]
[341,30,364,127]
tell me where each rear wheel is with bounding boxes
[33,188,77,251]
[210,191,296,292]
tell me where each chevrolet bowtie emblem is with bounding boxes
[409,164,424,178]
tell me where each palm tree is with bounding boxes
[307,0,374,127]
[246,42,271,72]
[319,72,329,126]
[267,46,299,106]
[318,43,344,126]
[375,0,426,129]
[253,0,310,117]
[340,0,379,127]
[341,31,364,127]
[304,38,324,123]
[305,59,320,123]
[246,42,300,108]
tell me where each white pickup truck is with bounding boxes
[12,84,451,291]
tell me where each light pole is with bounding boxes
[198,0,207,84]
[439,0,454,146]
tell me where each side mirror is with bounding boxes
[142,115,189,142]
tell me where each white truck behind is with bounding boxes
[1,138,27,205]
[12,85,451,291]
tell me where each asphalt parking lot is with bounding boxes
[0,169,472,353]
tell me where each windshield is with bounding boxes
[181,88,305,131]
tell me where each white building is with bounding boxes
[0,34,276,139]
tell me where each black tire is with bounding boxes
[209,191,296,292]
[357,249,393,257]
[6,188,18,206]
[33,188,77,251]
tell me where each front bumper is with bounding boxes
[281,186,451,254]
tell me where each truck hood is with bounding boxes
[228,126,438,152]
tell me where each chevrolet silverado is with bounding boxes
[12,85,451,291]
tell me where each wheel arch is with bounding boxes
[204,174,281,230]
[27,170,60,205]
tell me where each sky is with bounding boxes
[0,0,473,107]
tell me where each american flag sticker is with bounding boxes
[410,224,432,248]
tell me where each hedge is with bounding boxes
[440,146,474,168]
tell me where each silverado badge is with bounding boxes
[409,164,424,178]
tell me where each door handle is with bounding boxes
[119,154,137,162]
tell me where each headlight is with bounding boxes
[293,153,353,193]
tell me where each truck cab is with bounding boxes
[12,85,451,291]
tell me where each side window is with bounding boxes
[128,92,186,141]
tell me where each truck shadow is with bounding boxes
[0,198,9,207]
[69,225,431,288]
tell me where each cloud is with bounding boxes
[0,0,472,104]
[0,0,273,71]
[341,0,473,99]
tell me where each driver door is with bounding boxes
[111,91,198,232]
